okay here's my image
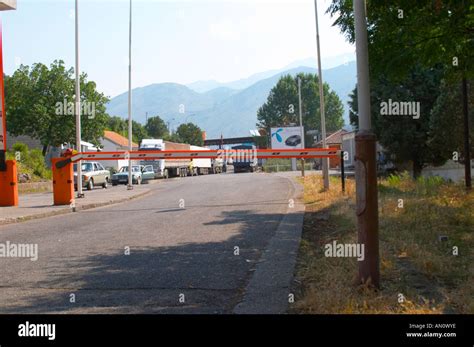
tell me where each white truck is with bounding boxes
[139,139,212,178]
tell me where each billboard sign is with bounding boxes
[270,127,304,149]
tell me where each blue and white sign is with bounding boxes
[271,126,304,149]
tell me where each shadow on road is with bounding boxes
[79,199,290,214]
[1,209,288,314]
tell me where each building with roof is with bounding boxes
[98,130,139,171]
[314,129,347,169]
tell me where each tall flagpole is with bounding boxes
[127,0,133,190]
[314,0,329,190]
[75,0,83,198]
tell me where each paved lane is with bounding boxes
[0,173,294,313]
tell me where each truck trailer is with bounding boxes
[139,139,212,178]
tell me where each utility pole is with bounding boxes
[462,77,471,190]
[354,0,380,288]
[298,77,305,177]
[127,0,133,190]
[314,0,329,189]
[75,0,84,198]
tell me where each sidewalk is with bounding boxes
[0,184,153,225]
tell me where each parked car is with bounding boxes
[285,135,302,147]
[74,162,110,190]
[111,165,154,186]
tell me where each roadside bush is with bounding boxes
[7,142,52,180]
[416,175,445,187]
[29,149,52,179]
[12,142,29,158]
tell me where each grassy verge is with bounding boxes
[263,158,313,172]
[291,174,473,314]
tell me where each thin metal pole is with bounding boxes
[314,0,329,189]
[75,0,83,198]
[462,77,471,190]
[298,77,305,177]
[127,0,133,190]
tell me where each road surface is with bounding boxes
[0,172,299,313]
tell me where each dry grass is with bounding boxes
[291,174,474,314]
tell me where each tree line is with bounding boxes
[328,0,473,180]
[257,1,473,181]
[5,60,204,154]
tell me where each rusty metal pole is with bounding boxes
[462,77,471,190]
[354,0,380,288]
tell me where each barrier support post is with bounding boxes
[52,157,74,206]
[0,154,18,207]
[340,150,345,193]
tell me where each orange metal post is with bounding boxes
[0,159,18,206]
[52,157,74,206]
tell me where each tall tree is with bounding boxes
[328,0,473,184]
[145,116,169,139]
[131,120,148,144]
[5,60,109,153]
[106,115,128,136]
[257,73,344,146]
[429,79,474,165]
[174,123,204,146]
[348,66,446,177]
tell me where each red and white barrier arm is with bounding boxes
[65,148,341,162]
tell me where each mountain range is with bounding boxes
[106,60,357,139]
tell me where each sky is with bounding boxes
[2,0,354,98]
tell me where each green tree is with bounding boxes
[328,0,474,182]
[174,123,204,146]
[106,115,128,136]
[5,60,109,153]
[348,66,446,177]
[131,120,148,144]
[257,73,344,146]
[145,116,169,139]
[429,79,474,164]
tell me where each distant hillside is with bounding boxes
[106,61,356,138]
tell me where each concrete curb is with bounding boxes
[233,174,305,314]
[0,189,152,226]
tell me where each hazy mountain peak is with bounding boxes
[107,60,356,138]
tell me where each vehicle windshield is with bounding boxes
[140,144,162,150]
[119,166,140,173]
[74,163,93,172]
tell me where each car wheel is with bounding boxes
[102,178,108,189]
[87,179,93,191]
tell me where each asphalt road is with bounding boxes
[0,172,295,313]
